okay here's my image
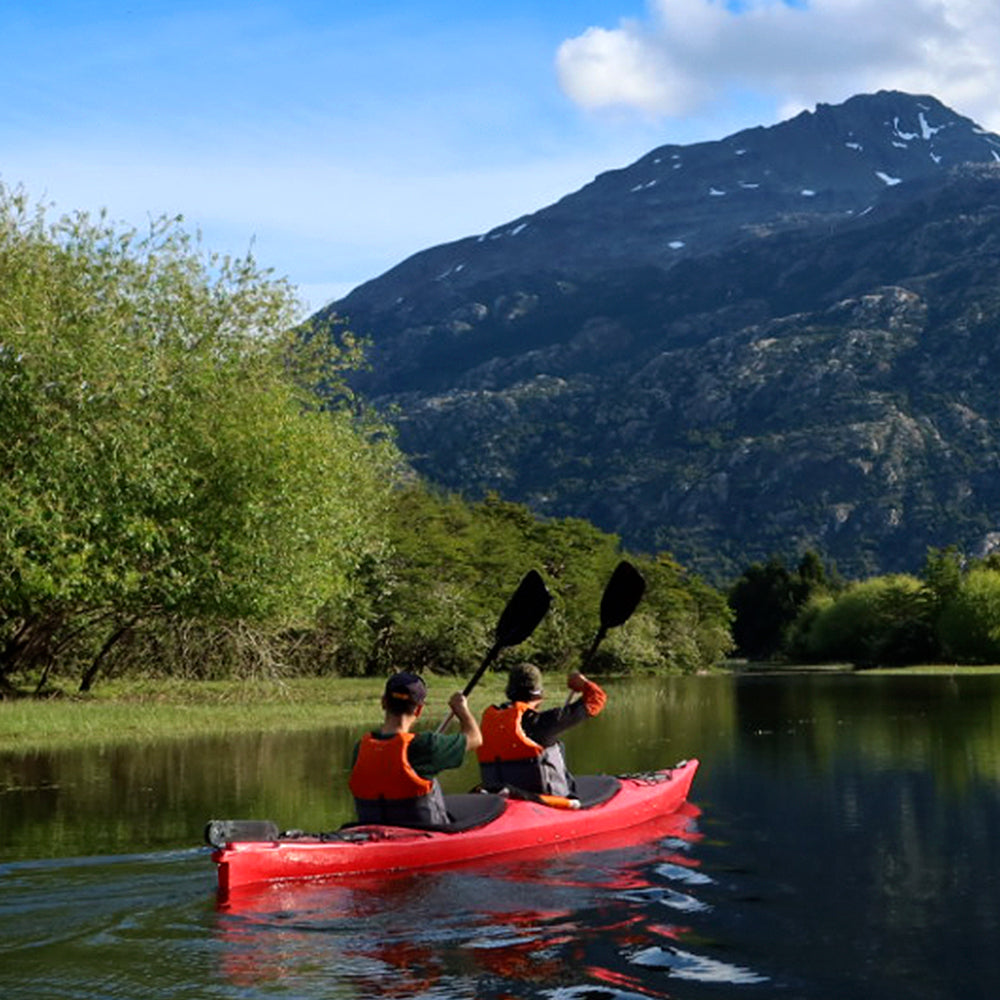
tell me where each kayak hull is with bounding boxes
[211,758,698,891]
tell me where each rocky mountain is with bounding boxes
[314,92,1000,582]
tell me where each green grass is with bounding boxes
[7,665,1000,753]
[0,675,511,753]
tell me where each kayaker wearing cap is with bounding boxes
[349,672,482,828]
[477,663,606,798]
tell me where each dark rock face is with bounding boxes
[314,92,1000,581]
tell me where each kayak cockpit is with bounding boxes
[206,774,633,850]
[206,792,508,850]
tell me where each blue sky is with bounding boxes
[4,1,999,313]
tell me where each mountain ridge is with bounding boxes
[313,92,1000,582]
[337,91,998,313]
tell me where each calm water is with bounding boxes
[2,672,1000,999]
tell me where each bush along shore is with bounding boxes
[727,547,1000,667]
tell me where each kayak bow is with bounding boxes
[209,758,698,892]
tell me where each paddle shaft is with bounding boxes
[436,569,552,733]
[582,624,609,666]
[562,561,645,713]
[435,640,502,733]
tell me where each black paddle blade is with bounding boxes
[494,569,552,648]
[599,561,646,629]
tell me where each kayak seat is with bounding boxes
[338,792,507,835]
[496,774,622,810]
[440,792,508,831]
[573,774,622,809]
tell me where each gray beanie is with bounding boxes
[506,662,543,701]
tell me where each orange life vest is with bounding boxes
[349,731,434,800]
[477,702,572,797]
[476,703,543,763]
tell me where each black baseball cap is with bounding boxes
[384,672,427,708]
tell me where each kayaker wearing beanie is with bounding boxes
[477,663,606,798]
[349,672,482,828]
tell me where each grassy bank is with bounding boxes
[5,666,998,754]
[0,676,513,753]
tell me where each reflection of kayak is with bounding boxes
[208,758,698,891]
[214,801,703,996]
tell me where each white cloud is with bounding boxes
[554,22,712,116]
[556,0,1000,132]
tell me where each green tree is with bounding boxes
[797,549,833,590]
[0,188,397,692]
[729,550,836,660]
[792,574,934,666]
[937,568,1000,663]
[922,546,963,612]
[638,552,733,673]
[373,484,732,676]
[728,556,799,659]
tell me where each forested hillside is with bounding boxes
[315,92,1000,582]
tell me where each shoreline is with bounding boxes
[3,666,998,753]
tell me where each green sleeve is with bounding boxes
[408,731,467,778]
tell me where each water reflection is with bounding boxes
[5,672,1000,998]
[6,672,1000,864]
[213,803,730,999]
[730,671,1000,786]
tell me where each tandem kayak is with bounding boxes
[207,758,699,891]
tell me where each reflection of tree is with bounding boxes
[731,672,1000,793]
[0,727,361,861]
[565,675,737,776]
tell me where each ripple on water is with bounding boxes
[1,849,218,1000]
[630,944,770,985]
[2,814,774,1000]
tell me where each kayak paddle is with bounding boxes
[436,569,552,732]
[562,560,646,713]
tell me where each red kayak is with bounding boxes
[208,758,698,892]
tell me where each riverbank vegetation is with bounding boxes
[10,186,994,697]
[0,188,732,699]
[1,672,616,752]
[729,546,1000,667]
[0,677,380,751]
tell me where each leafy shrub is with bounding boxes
[937,568,1000,663]
[0,188,396,691]
[792,574,934,666]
